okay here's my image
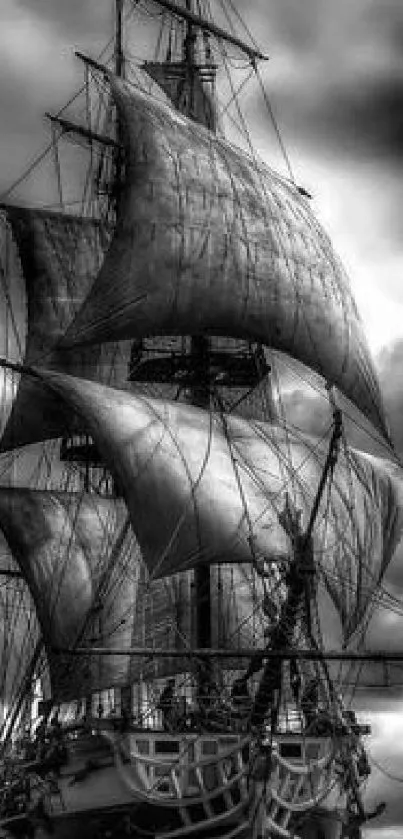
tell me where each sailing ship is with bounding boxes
[0,1,402,837]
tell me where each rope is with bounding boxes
[253,64,296,184]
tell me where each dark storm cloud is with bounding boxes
[258,0,403,59]
[16,0,110,41]
[275,75,403,163]
[0,0,118,197]
[240,0,403,162]
[3,0,403,174]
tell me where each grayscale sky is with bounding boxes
[0,2,402,835]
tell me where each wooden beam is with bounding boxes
[148,0,268,62]
[51,646,403,663]
[75,51,112,77]
[45,113,120,150]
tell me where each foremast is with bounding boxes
[247,407,344,730]
[182,0,214,679]
[244,404,371,832]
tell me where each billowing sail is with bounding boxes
[0,487,227,693]
[0,211,27,440]
[0,206,132,450]
[61,74,388,439]
[29,369,403,639]
[0,488,140,701]
[0,536,40,728]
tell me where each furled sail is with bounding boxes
[61,74,388,440]
[0,488,140,701]
[30,370,403,640]
[0,206,131,450]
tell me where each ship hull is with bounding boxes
[6,804,343,839]
[2,727,343,839]
[5,806,343,839]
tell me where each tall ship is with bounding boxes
[0,2,402,838]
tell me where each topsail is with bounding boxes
[61,74,388,440]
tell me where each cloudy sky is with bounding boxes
[0,0,402,835]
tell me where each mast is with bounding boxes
[192,349,212,670]
[248,409,343,730]
[175,1,271,676]
[115,0,124,78]
[183,1,212,677]
[141,0,217,678]
[113,0,125,208]
[149,0,268,61]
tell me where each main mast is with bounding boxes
[114,0,274,678]
[183,0,213,673]
[130,1,219,671]
[114,0,125,190]
[110,0,214,694]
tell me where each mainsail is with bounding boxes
[61,73,389,441]
[0,206,131,450]
[0,485,264,694]
[26,369,403,642]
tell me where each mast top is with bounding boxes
[115,0,124,78]
[148,0,268,63]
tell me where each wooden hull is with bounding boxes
[1,728,343,839]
